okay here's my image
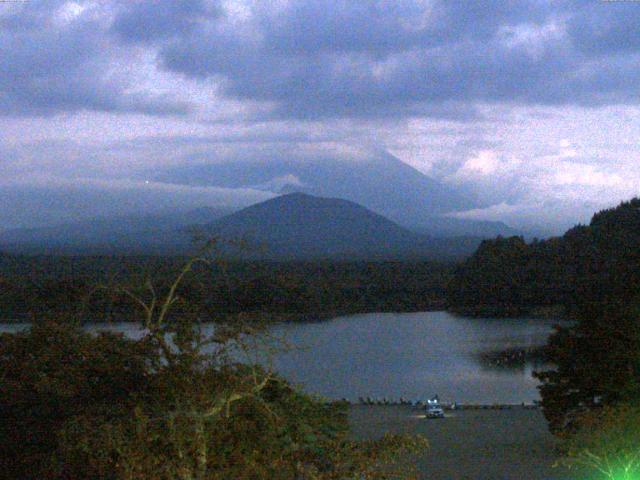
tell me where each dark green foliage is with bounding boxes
[0,321,154,479]
[447,198,640,443]
[534,299,640,435]
[447,236,533,316]
[0,257,454,322]
[0,253,427,479]
[448,198,640,317]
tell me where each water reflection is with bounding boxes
[267,311,562,404]
[0,311,563,404]
[475,346,551,372]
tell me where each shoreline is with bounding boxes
[334,398,540,409]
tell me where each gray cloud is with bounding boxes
[147,0,640,119]
[568,2,640,56]
[0,177,274,230]
[111,0,217,44]
[4,1,640,120]
[0,1,190,117]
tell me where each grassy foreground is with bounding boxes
[349,405,571,480]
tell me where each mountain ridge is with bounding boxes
[0,207,233,255]
[0,193,482,259]
[150,153,523,236]
[202,192,482,260]
[152,154,523,238]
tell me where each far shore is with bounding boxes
[0,305,567,326]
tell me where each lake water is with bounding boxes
[0,311,561,404]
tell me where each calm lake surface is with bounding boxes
[0,311,561,404]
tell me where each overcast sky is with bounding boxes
[1,0,640,232]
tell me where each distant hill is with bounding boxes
[411,216,522,238]
[203,193,482,260]
[0,193,483,260]
[0,207,234,255]
[152,153,517,237]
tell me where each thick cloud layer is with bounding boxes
[4,0,640,119]
[150,0,640,118]
[1,0,640,232]
[0,0,190,116]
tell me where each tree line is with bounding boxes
[449,198,640,478]
[448,198,640,317]
[0,256,453,323]
[0,248,427,479]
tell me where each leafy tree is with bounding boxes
[0,320,154,479]
[448,198,640,317]
[447,236,532,316]
[0,247,426,479]
[534,298,640,435]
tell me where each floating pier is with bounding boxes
[341,397,540,409]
